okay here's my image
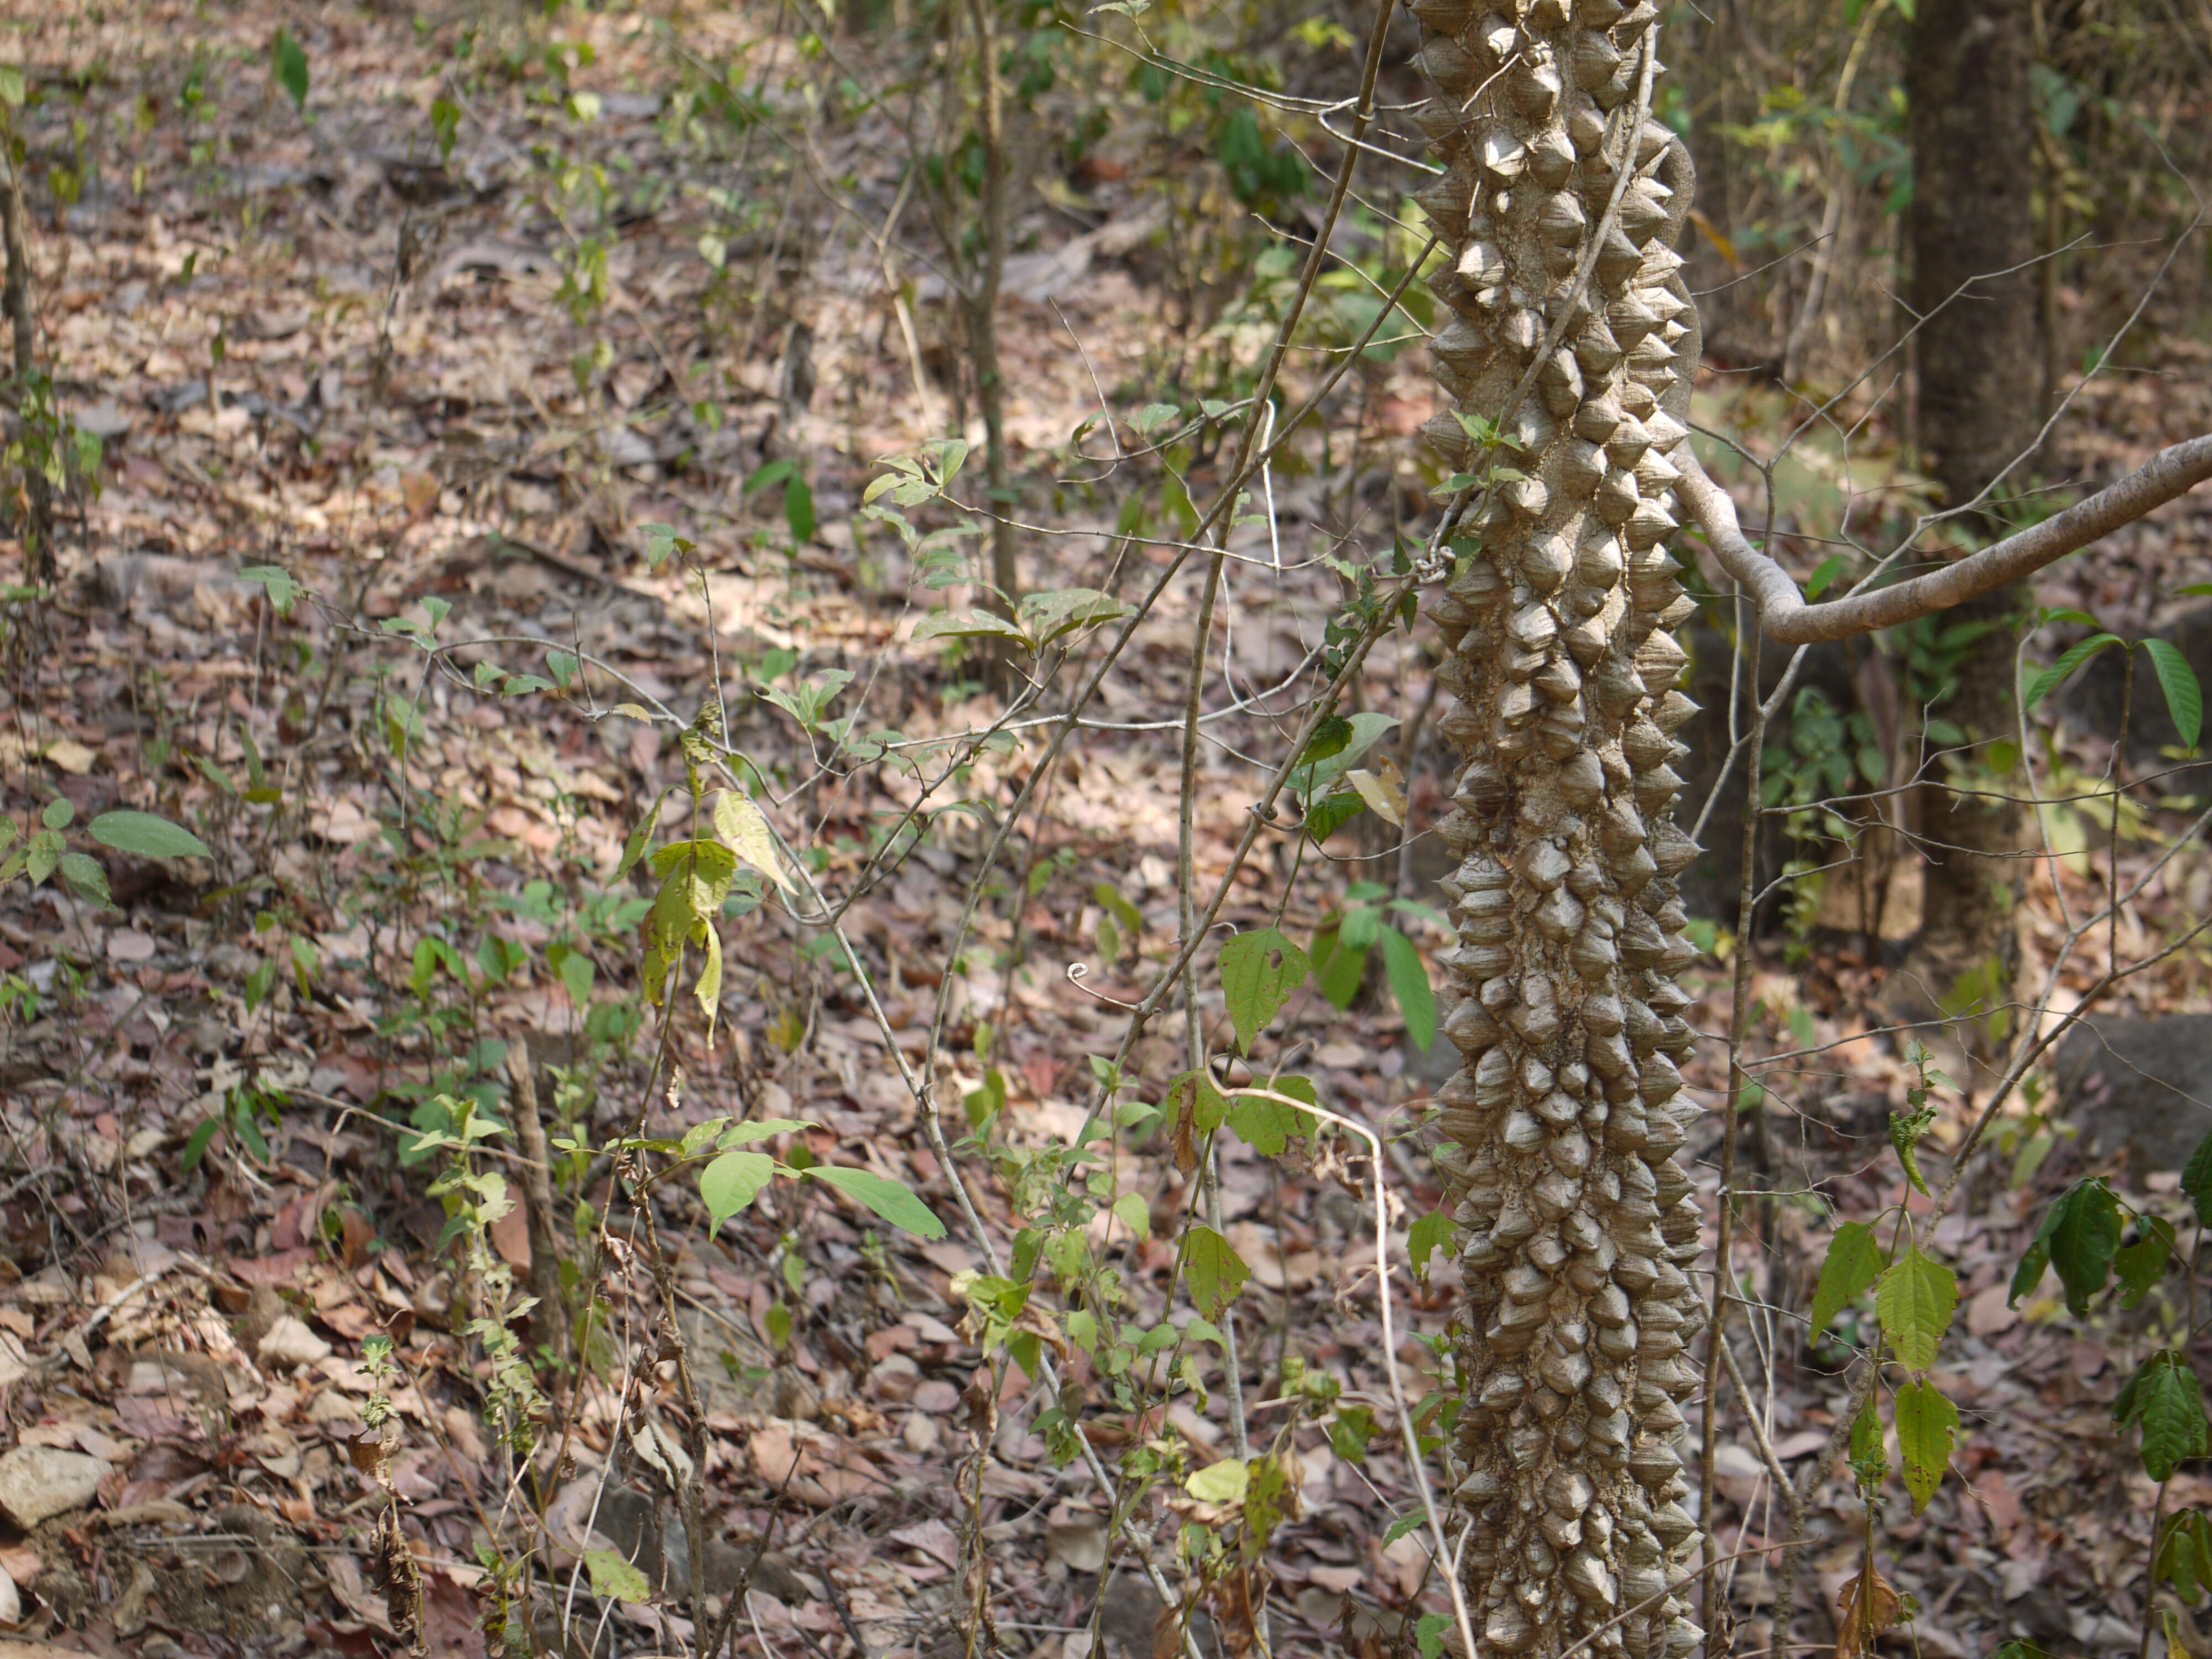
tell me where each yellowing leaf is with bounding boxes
[1345,763,1406,827]
[583,1548,653,1605]
[1185,1458,1251,1504]
[608,703,661,722]
[694,926,723,1036]
[713,790,792,893]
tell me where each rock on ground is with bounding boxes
[2055,1014,2212,1181]
[0,1447,107,1530]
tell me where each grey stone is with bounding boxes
[2055,1015,2212,1182]
[0,1446,108,1528]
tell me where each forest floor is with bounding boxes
[5,3,2212,1659]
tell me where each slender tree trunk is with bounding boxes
[1897,0,2041,1027]
[965,0,1020,671]
[1,175,52,585]
[1411,8,1711,1654]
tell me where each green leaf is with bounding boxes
[180,1118,221,1174]
[1300,715,1353,767]
[88,810,212,860]
[1217,927,1310,1055]
[1407,1210,1453,1279]
[0,67,22,108]
[41,798,72,830]
[2144,637,2204,749]
[1311,926,1365,1009]
[1847,1392,1888,1492]
[718,1118,813,1148]
[1416,1614,1452,1659]
[1381,1509,1428,1546]
[237,565,303,615]
[431,96,461,163]
[1112,1190,1152,1240]
[2117,1216,2178,1311]
[1888,1108,1937,1197]
[2156,1511,2212,1604]
[699,1151,776,1233]
[58,853,110,907]
[912,610,1030,646]
[2047,1177,2121,1316]
[1804,555,1847,599]
[2114,1350,2210,1481]
[806,1166,947,1239]
[1894,1378,1959,1514]
[1018,587,1133,648]
[2023,633,2122,710]
[271,29,310,112]
[1132,402,1182,437]
[1227,1079,1313,1157]
[1876,1245,1957,1371]
[1166,1068,1231,1140]
[1184,1225,1251,1320]
[1810,1220,1885,1342]
[582,1549,654,1605]
[25,829,61,885]
[784,472,816,545]
[1184,1458,1250,1504]
[1379,927,1437,1050]
[2185,1132,2212,1227]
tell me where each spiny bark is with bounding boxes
[1410,2,1710,1655]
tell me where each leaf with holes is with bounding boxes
[1408,1210,1453,1280]
[1217,928,1310,1055]
[2117,1216,2178,1311]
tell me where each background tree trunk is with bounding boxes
[1411,11,1712,1655]
[1895,0,2042,1034]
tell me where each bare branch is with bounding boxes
[1676,435,2212,643]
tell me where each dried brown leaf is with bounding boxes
[1835,1566,1903,1659]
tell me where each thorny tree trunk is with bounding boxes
[1897,0,2041,1026]
[1410,2,1710,1656]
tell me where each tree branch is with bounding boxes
[1675,436,2212,644]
